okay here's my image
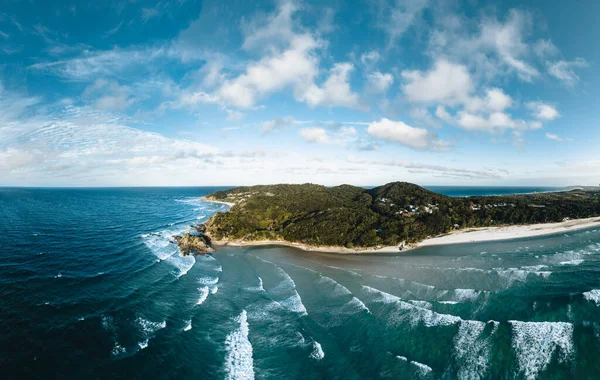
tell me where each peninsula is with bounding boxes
[188,182,600,254]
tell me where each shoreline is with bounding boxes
[200,196,235,208]
[416,216,600,248]
[208,216,600,254]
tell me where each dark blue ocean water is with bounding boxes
[3,187,600,379]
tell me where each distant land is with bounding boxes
[182,182,600,254]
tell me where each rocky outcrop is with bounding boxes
[174,232,214,255]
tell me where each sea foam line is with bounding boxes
[223,310,254,380]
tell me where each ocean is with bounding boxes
[2,187,600,379]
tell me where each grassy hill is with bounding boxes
[203,182,600,248]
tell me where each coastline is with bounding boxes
[200,196,235,208]
[207,216,600,254]
[198,194,600,254]
[416,216,600,248]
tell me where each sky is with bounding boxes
[0,0,599,187]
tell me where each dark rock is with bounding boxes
[174,233,214,255]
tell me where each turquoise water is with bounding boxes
[2,187,600,379]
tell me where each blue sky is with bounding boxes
[0,0,598,186]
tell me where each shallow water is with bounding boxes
[2,187,600,379]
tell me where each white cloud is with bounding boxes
[300,127,331,144]
[401,59,473,105]
[141,8,160,22]
[545,132,563,142]
[241,0,298,52]
[226,109,245,122]
[216,35,320,108]
[435,105,453,124]
[547,58,588,86]
[83,79,136,112]
[455,111,538,133]
[410,108,440,128]
[348,157,503,180]
[298,62,361,109]
[428,9,539,82]
[261,116,302,133]
[534,39,558,58]
[477,10,539,81]
[526,102,560,120]
[379,0,429,47]
[367,118,448,151]
[361,51,381,65]
[299,125,357,145]
[367,71,394,93]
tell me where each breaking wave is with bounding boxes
[223,310,254,380]
[509,321,574,380]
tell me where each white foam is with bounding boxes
[451,289,485,302]
[223,310,254,380]
[198,276,219,285]
[410,361,433,376]
[454,320,494,380]
[111,342,126,356]
[168,254,196,278]
[253,257,307,316]
[309,341,325,360]
[315,274,370,314]
[136,317,166,335]
[362,286,462,327]
[183,320,192,331]
[583,289,600,305]
[197,286,210,305]
[138,340,149,350]
[559,259,584,266]
[509,321,574,380]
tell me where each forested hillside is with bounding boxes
[203,182,600,248]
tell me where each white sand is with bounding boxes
[417,216,600,248]
[200,196,235,208]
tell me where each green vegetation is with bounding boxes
[203,182,600,248]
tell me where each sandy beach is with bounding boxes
[200,196,235,208]
[416,216,600,248]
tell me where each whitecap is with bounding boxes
[183,320,192,331]
[410,361,433,377]
[559,260,584,266]
[198,276,219,285]
[111,342,126,356]
[138,340,149,350]
[252,257,307,316]
[439,301,458,305]
[509,320,574,380]
[396,355,408,362]
[583,289,600,306]
[454,320,496,379]
[223,310,254,380]
[314,273,370,314]
[167,254,196,278]
[211,286,218,294]
[136,317,166,335]
[197,286,210,305]
[361,286,462,327]
[309,341,325,360]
